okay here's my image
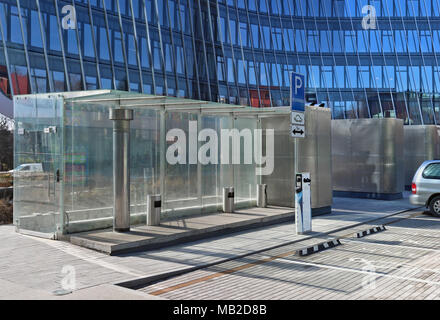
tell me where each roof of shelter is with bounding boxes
[63,90,290,117]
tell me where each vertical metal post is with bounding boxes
[159,110,166,210]
[294,139,298,176]
[257,184,267,208]
[197,111,202,213]
[109,108,134,232]
[58,98,65,237]
[257,117,263,186]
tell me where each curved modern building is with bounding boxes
[0,0,440,124]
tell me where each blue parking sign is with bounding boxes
[291,72,305,112]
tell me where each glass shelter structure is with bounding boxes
[1,0,440,123]
[13,90,292,237]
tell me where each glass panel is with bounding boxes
[163,111,199,219]
[13,95,63,235]
[63,100,115,229]
[233,117,257,208]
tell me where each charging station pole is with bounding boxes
[290,72,312,235]
[295,173,312,234]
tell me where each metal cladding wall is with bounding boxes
[332,118,404,200]
[262,106,332,215]
[404,125,440,188]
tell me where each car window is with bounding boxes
[21,166,30,171]
[422,163,440,179]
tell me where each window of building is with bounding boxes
[229,19,237,45]
[408,0,419,16]
[248,61,256,85]
[394,30,405,53]
[333,31,343,52]
[408,30,420,53]
[358,66,370,88]
[395,0,407,16]
[372,66,382,88]
[421,30,432,52]
[260,62,268,85]
[272,28,282,50]
[30,10,43,48]
[335,66,344,88]
[99,27,110,60]
[321,0,332,16]
[227,58,235,83]
[321,66,333,88]
[308,0,319,16]
[344,30,356,53]
[422,66,433,93]
[307,30,318,52]
[10,6,23,44]
[396,66,408,91]
[49,15,61,51]
[237,59,245,84]
[409,66,420,91]
[240,23,248,47]
[321,31,331,52]
[382,0,393,15]
[217,56,225,81]
[384,66,395,89]
[114,31,124,63]
[296,30,305,52]
[383,30,393,53]
[357,30,368,53]
[84,24,96,58]
[369,30,380,53]
[346,66,357,88]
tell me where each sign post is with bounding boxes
[290,72,311,234]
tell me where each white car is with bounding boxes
[9,163,43,174]
[409,160,440,216]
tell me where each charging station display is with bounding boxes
[295,172,312,234]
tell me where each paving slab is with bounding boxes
[0,194,421,299]
[0,279,163,300]
[139,213,440,300]
[56,284,165,300]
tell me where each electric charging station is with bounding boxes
[295,172,312,234]
[291,72,312,235]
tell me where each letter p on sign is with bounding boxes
[295,76,303,95]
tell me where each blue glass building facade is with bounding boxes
[1,0,440,124]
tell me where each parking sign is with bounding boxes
[291,72,305,112]
[291,72,306,138]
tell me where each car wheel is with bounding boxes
[429,196,440,217]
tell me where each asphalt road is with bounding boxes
[139,208,440,300]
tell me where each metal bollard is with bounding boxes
[222,187,235,213]
[109,108,134,232]
[147,194,161,226]
[257,184,267,208]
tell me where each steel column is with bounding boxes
[109,108,134,232]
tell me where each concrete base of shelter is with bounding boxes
[69,206,328,255]
[312,206,332,216]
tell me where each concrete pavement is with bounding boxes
[141,211,440,300]
[0,279,162,300]
[0,194,419,299]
